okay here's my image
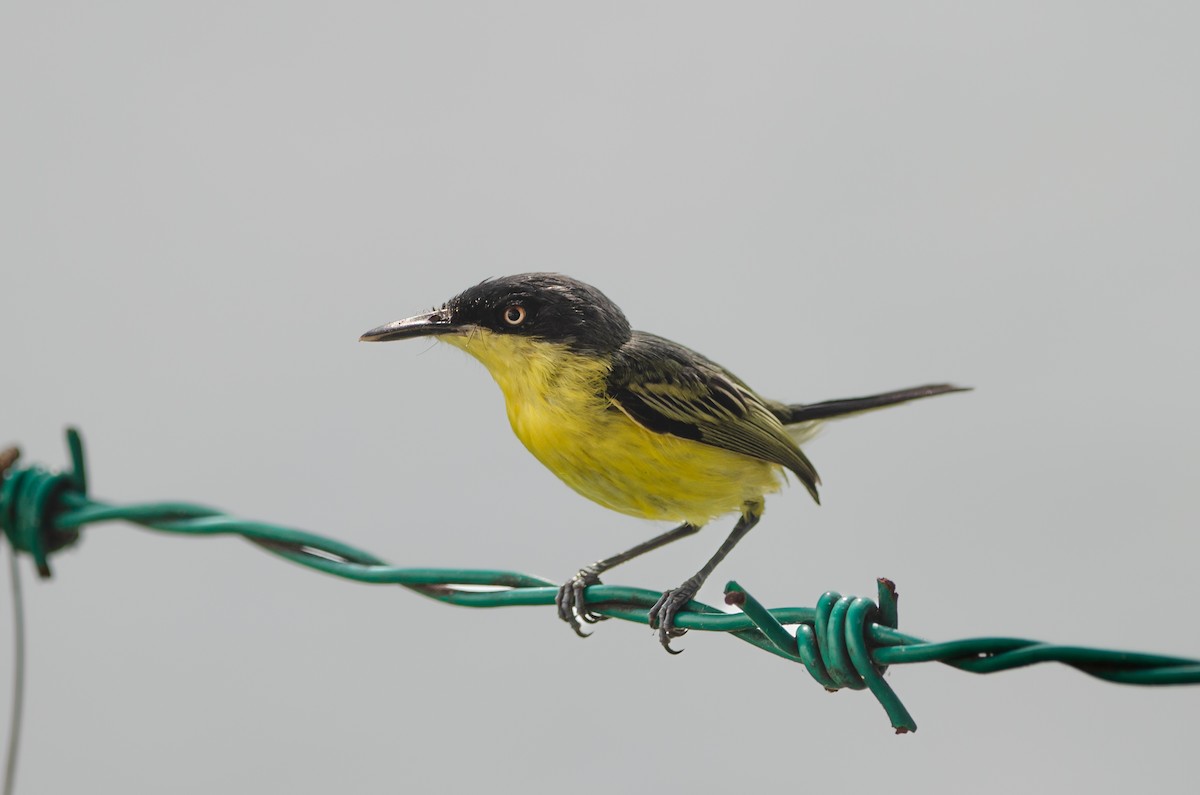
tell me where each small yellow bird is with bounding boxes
[362,273,965,652]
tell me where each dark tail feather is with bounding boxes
[780,383,971,424]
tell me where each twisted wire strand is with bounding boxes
[3,520,24,795]
[4,429,1200,735]
[1,446,26,795]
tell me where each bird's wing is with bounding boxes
[605,333,820,502]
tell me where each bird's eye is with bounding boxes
[502,305,527,326]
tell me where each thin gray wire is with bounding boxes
[4,543,24,795]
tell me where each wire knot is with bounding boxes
[724,577,916,733]
[0,429,88,578]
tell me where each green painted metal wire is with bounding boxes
[4,429,1200,736]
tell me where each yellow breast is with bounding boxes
[443,331,784,525]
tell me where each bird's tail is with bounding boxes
[776,383,970,445]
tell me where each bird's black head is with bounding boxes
[361,273,632,355]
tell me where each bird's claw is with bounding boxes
[556,565,608,638]
[648,580,700,654]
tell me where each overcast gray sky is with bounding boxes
[3,3,1198,793]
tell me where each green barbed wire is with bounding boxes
[4,429,1200,736]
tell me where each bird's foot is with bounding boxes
[555,564,609,638]
[648,576,702,654]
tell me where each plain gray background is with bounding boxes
[3,3,1198,793]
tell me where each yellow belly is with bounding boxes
[515,403,783,524]
[444,331,783,525]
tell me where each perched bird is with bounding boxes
[361,273,966,652]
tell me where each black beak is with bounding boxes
[359,310,460,342]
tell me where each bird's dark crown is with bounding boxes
[446,273,632,354]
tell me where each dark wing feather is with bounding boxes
[606,332,821,502]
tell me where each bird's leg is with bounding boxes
[648,500,763,654]
[556,522,702,638]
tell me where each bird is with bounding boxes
[361,273,967,652]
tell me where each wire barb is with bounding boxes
[724,580,915,731]
[0,432,84,578]
[3,429,1200,735]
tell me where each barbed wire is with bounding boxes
[4,428,1200,741]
